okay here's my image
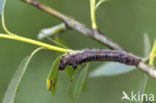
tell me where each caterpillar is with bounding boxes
[59,50,142,70]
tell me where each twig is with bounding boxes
[22,0,156,79]
[0,34,72,53]
[137,62,156,79]
[22,0,123,50]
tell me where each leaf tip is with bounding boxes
[149,38,156,65]
[46,79,52,91]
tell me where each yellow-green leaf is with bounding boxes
[47,57,60,95]
[149,39,156,65]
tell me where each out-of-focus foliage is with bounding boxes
[2,48,42,103]
[68,64,89,103]
[137,33,151,103]
[89,62,136,77]
[2,56,31,103]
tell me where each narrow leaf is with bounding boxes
[149,38,156,65]
[81,79,87,92]
[2,57,30,103]
[68,64,89,102]
[65,66,75,80]
[2,48,43,103]
[0,0,6,15]
[47,57,60,95]
[138,33,151,103]
[143,32,151,57]
[89,62,136,77]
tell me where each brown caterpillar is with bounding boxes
[59,50,142,70]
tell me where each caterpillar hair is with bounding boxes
[59,50,142,70]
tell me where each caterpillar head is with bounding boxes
[59,54,74,70]
[59,56,67,70]
[59,53,78,70]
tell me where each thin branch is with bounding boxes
[22,0,156,79]
[137,62,156,79]
[90,0,98,30]
[0,34,72,53]
[22,0,123,50]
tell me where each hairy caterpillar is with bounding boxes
[59,50,142,70]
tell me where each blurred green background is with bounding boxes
[0,0,156,103]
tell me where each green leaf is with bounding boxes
[89,62,136,77]
[2,48,42,103]
[96,0,110,9]
[0,0,6,15]
[65,66,75,80]
[149,38,156,65]
[68,64,89,102]
[143,32,151,57]
[47,57,60,95]
[2,57,30,103]
[138,33,151,103]
[81,79,87,92]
